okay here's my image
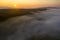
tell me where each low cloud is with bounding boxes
[0,8,60,40]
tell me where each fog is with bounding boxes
[0,8,60,40]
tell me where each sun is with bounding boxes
[14,4,17,8]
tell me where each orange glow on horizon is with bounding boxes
[0,0,60,8]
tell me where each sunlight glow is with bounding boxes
[14,4,17,7]
[0,0,60,8]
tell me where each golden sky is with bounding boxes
[0,0,60,8]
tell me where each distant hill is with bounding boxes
[0,6,11,9]
[0,7,60,21]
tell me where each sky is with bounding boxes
[0,0,60,8]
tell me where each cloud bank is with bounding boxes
[0,8,60,40]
